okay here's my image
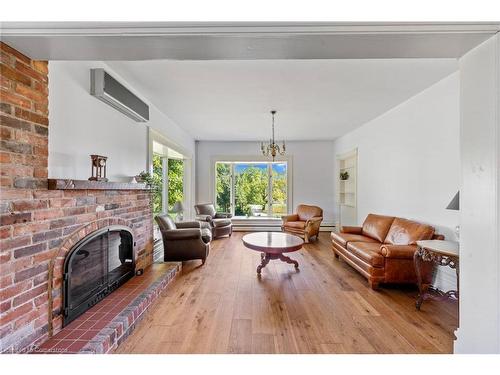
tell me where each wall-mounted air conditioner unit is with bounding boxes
[90,68,149,122]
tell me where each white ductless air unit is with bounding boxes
[90,68,149,122]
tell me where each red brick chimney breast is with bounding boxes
[0,42,154,353]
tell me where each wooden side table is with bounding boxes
[414,240,459,310]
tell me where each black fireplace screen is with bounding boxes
[63,226,135,325]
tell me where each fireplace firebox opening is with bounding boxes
[62,226,135,325]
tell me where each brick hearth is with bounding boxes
[0,42,156,353]
[32,262,180,354]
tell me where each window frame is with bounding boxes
[148,128,192,218]
[211,155,293,220]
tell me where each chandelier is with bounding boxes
[261,110,286,161]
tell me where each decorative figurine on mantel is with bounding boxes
[88,154,108,182]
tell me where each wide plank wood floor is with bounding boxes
[116,232,458,354]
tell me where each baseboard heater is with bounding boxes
[90,68,149,122]
[233,223,336,232]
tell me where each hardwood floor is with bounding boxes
[116,232,458,354]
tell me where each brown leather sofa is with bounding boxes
[194,203,233,238]
[155,214,211,264]
[282,204,323,243]
[331,214,443,289]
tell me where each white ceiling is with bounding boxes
[108,59,458,141]
[2,23,488,141]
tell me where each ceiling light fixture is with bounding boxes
[261,110,286,161]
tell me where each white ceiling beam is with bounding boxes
[1,22,499,36]
[1,22,498,61]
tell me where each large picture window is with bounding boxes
[215,161,288,219]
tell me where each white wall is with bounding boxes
[332,72,460,290]
[455,35,500,354]
[196,141,336,225]
[48,61,196,218]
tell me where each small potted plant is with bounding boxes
[340,171,350,181]
[136,171,161,192]
[135,171,148,183]
[136,171,162,213]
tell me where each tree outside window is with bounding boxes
[215,161,287,218]
[234,164,268,216]
[151,154,163,215]
[216,163,231,213]
[167,158,184,212]
[151,154,184,216]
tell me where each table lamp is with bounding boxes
[446,191,460,239]
[172,201,184,222]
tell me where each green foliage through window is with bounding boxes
[234,165,268,216]
[151,155,163,215]
[271,164,287,217]
[215,162,287,218]
[168,158,184,211]
[216,163,231,213]
[151,154,184,216]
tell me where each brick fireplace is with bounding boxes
[0,42,156,353]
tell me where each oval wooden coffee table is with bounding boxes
[242,232,304,275]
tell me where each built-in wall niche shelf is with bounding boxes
[336,149,358,227]
[337,150,357,207]
[48,179,149,191]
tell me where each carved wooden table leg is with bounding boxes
[257,253,271,274]
[414,247,425,310]
[256,252,300,274]
[278,254,299,269]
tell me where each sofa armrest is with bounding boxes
[195,214,213,222]
[340,226,362,234]
[282,214,299,223]
[176,221,201,229]
[163,228,201,241]
[215,212,232,219]
[381,244,418,259]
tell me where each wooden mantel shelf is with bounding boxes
[48,179,149,190]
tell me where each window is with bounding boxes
[152,143,185,217]
[149,129,192,263]
[167,158,184,212]
[215,162,231,213]
[151,154,164,216]
[271,163,287,217]
[215,161,288,219]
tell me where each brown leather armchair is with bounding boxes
[155,214,211,264]
[282,204,323,243]
[194,203,233,238]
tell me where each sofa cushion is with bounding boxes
[346,242,385,267]
[361,214,395,242]
[297,204,323,221]
[331,231,378,247]
[284,221,306,230]
[384,217,435,245]
[212,218,232,227]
